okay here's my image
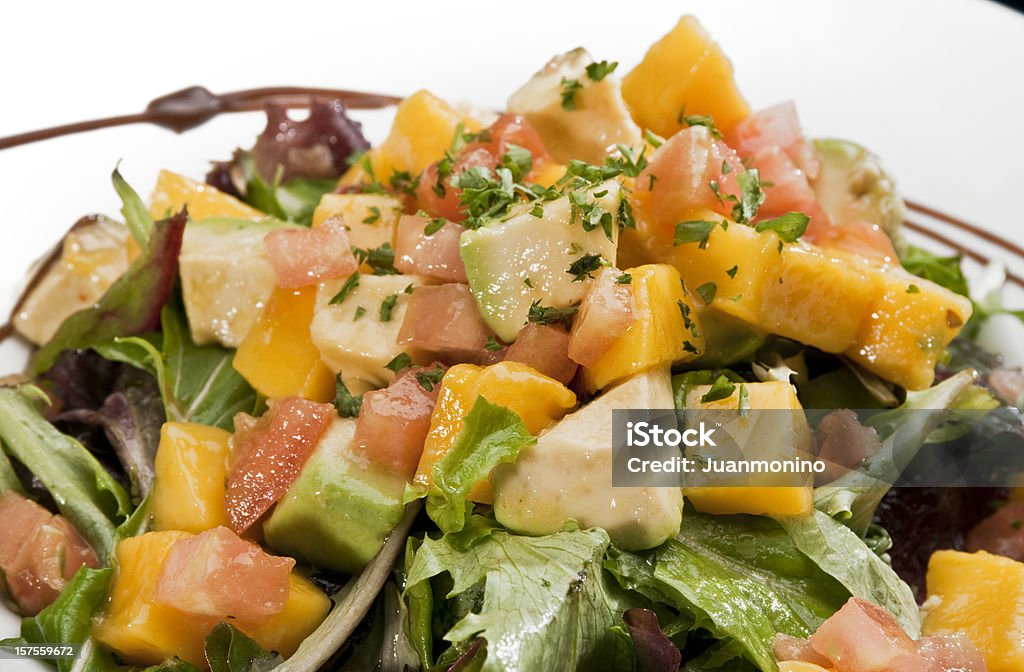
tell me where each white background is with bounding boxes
[0,0,1023,666]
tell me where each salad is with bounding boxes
[2,13,1024,672]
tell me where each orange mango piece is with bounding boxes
[151,422,232,534]
[234,285,336,402]
[148,169,264,222]
[622,15,750,138]
[414,362,576,503]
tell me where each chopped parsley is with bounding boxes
[701,375,737,403]
[403,283,415,294]
[379,294,399,322]
[681,114,723,139]
[334,373,363,418]
[567,253,607,282]
[529,204,545,218]
[738,383,750,417]
[352,243,398,275]
[726,265,739,279]
[569,191,615,241]
[733,169,765,225]
[585,60,619,81]
[450,165,526,229]
[674,220,718,248]
[388,170,419,196]
[721,160,733,175]
[643,129,664,148]
[363,206,381,225]
[523,277,534,288]
[617,196,636,229]
[353,305,366,321]
[754,212,810,243]
[527,300,579,325]
[501,144,533,183]
[424,216,446,236]
[415,365,446,392]
[329,273,360,305]
[696,282,717,305]
[615,272,632,285]
[907,284,921,294]
[604,144,648,177]
[560,77,584,110]
[385,352,413,374]
[484,337,503,352]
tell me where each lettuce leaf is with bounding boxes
[0,566,120,672]
[406,521,636,672]
[899,245,969,297]
[426,397,536,534]
[95,305,259,432]
[204,622,282,672]
[29,209,187,376]
[0,385,130,562]
[0,448,22,494]
[111,166,155,246]
[813,371,973,534]
[607,511,847,672]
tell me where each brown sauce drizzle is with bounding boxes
[0,86,403,150]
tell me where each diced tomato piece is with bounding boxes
[397,284,495,361]
[805,219,898,264]
[0,491,98,615]
[264,218,358,288]
[749,146,831,230]
[809,597,920,670]
[505,323,578,386]
[155,526,294,622]
[915,632,987,672]
[966,501,1024,562]
[727,102,819,179]
[225,397,334,533]
[772,634,832,668]
[813,409,881,485]
[354,365,444,479]
[415,114,551,221]
[632,127,744,244]
[568,268,636,368]
[394,214,468,282]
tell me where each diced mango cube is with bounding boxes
[760,244,882,353]
[778,663,831,672]
[923,550,1024,672]
[582,264,704,392]
[93,531,328,667]
[414,361,576,503]
[234,285,335,402]
[683,381,814,518]
[311,193,402,252]
[341,90,481,185]
[152,423,231,534]
[148,169,264,222]
[622,16,750,138]
[846,273,973,390]
[244,573,331,658]
[663,214,774,324]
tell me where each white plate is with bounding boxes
[2,0,1023,666]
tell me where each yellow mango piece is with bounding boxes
[582,264,704,392]
[532,161,567,188]
[148,170,264,222]
[152,423,231,534]
[778,663,832,672]
[244,573,331,658]
[234,285,335,402]
[94,531,208,666]
[683,381,814,518]
[94,531,328,667]
[341,91,482,186]
[846,273,973,390]
[923,550,1024,672]
[312,193,402,252]
[622,15,750,138]
[760,244,882,354]
[414,361,576,503]
[663,213,774,324]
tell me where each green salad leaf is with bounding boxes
[111,166,155,246]
[205,622,282,672]
[426,397,536,534]
[607,511,848,672]
[96,305,259,431]
[0,447,23,494]
[814,371,973,534]
[0,386,130,562]
[29,209,187,376]
[899,245,969,297]
[1,567,120,672]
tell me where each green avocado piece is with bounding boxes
[460,181,621,342]
[179,217,297,347]
[263,418,406,573]
[689,308,767,368]
[812,138,906,243]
